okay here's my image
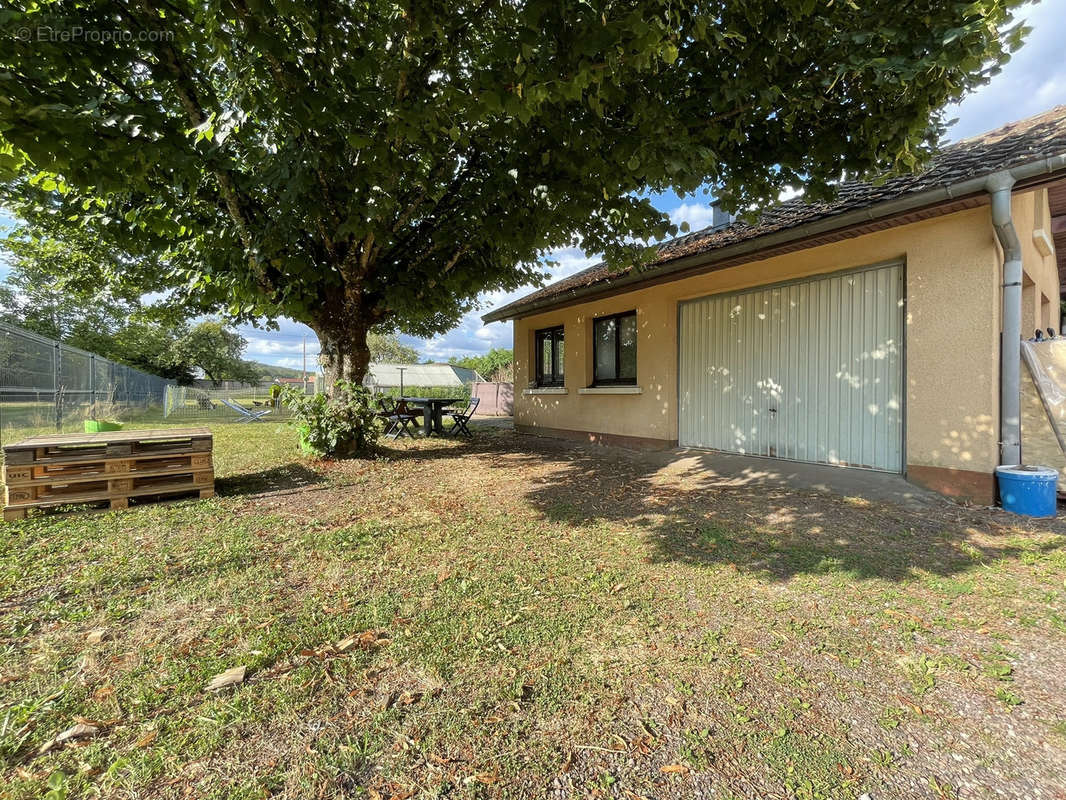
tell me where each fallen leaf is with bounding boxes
[39,722,100,754]
[57,723,98,743]
[135,730,158,748]
[205,665,247,691]
[660,764,689,774]
[86,629,109,645]
[335,636,358,653]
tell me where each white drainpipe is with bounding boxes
[987,171,1022,466]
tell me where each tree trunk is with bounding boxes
[310,315,373,392]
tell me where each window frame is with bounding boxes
[534,325,565,387]
[591,310,638,386]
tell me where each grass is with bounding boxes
[1,421,1065,798]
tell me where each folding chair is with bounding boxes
[446,397,480,437]
[383,399,421,439]
[375,396,400,437]
[220,398,273,422]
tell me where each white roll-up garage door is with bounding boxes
[678,262,904,472]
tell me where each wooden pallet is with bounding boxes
[3,428,214,521]
[2,427,212,465]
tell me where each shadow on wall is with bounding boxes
[405,433,1065,585]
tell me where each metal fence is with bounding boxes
[0,320,174,437]
[163,384,293,421]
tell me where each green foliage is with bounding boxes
[368,332,420,365]
[994,686,1023,708]
[377,385,471,402]
[0,225,258,384]
[0,0,1029,382]
[0,229,142,351]
[283,381,380,458]
[248,361,304,380]
[168,321,260,386]
[449,348,514,381]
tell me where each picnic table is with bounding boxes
[402,397,461,436]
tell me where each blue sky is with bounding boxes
[4,0,1066,370]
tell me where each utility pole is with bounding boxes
[302,335,307,390]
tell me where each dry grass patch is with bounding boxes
[1,422,1064,799]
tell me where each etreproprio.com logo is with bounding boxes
[13,26,174,43]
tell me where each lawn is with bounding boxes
[1,421,1065,799]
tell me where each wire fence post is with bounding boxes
[89,353,96,419]
[53,342,62,432]
[0,320,173,436]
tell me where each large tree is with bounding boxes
[0,0,1027,384]
[368,332,421,364]
[0,226,257,384]
[0,226,145,352]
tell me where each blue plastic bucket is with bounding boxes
[995,465,1058,518]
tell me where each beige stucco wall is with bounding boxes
[513,189,1053,480]
[1015,188,1059,336]
[1019,187,1063,474]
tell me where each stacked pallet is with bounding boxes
[3,428,215,521]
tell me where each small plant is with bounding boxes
[994,686,1023,709]
[283,380,380,458]
[900,654,939,696]
[878,706,904,730]
[680,728,714,771]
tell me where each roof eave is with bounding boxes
[482,153,1066,324]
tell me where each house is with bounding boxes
[483,106,1066,504]
[364,363,482,390]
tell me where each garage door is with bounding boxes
[678,262,904,472]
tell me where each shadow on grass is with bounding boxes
[402,431,1066,584]
[216,463,326,496]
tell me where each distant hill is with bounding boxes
[247,360,305,379]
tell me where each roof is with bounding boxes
[484,105,1066,323]
[364,363,482,388]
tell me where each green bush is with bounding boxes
[282,380,380,458]
[377,385,470,402]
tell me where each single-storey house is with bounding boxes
[483,106,1066,504]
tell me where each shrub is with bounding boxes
[282,380,379,458]
[377,385,470,402]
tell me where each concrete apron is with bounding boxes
[635,447,948,511]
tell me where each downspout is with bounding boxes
[987,171,1022,466]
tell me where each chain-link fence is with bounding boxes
[163,385,293,421]
[0,320,174,439]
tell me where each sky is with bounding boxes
[3,0,1066,371]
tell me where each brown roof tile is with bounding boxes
[485,105,1066,321]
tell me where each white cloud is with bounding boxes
[544,246,598,280]
[243,338,308,355]
[669,202,717,232]
[944,1,1066,141]
[272,356,312,370]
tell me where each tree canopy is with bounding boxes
[0,0,1028,384]
[450,348,514,382]
[368,332,421,365]
[0,230,261,384]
